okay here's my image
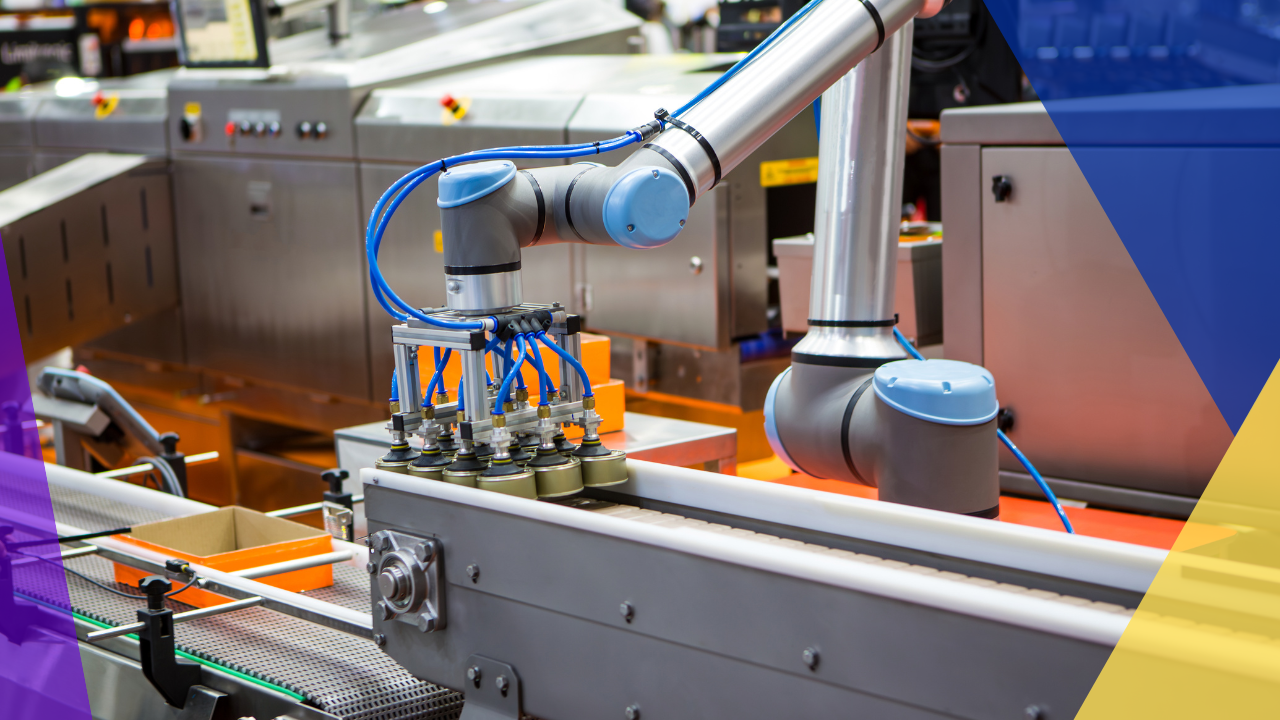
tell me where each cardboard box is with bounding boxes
[113,506,333,608]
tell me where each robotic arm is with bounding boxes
[432,0,933,316]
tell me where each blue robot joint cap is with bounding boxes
[438,161,518,208]
[602,166,690,249]
[872,359,998,426]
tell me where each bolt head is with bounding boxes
[496,675,509,695]
[379,535,394,552]
[415,543,434,564]
[466,564,480,582]
[417,615,436,633]
[802,647,820,670]
[467,666,482,686]
[373,633,386,647]
[625,704,641,720]
[1024,706,1044,720]
[366,561,376,574]
[619,601,635,623]
[379,601,396,621]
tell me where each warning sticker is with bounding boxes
[760,157,819,188]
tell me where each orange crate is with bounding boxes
[112,506,333,608]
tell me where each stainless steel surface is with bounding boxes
[939,101,1063,146]
[173,155,370,399]
[793,26,913,362]
[34,88,169,156]
[977,146,1232,497]
[644,0,924,200]
[940,142,983,365]
[445,270,522,314]
[85,596,265,642]
[1,154,178,361]
[365,464,1143,720]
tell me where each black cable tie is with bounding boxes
[594,141,601,154]
[439,157,450,171]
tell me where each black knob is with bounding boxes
[321,468,349,495]
[992,175,1013,203]
[268,121,281,137]
[238,121,252,136]
[179,118,193,141]
[297,121,313,138]
[159,432,180,455]
[313,121,328,139]
[253,121,266,136]
[138,575,171,610]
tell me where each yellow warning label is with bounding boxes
[433,230,444,253]
[760,157,819,188]
[183,102,202,117]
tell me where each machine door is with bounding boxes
[981,146,1233,498]
[174,156,370,400]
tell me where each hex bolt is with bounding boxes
[373,633,386,647]
[467,665,482,688]
[625,704,641,720]
[380,535,394,552]
[466,564,480,583]
[379,601,396,621]
[417,615,436,633]
[619,601,635,623]
[415,543,434,564]
[802,647,820,670]
[364,536,373,548]
[366,561,376,574]
[496,675,510,697]
[1024,706,1044,719]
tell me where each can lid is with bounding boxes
[438,160,516,208]
[873,359,997,426]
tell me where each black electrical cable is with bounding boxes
[12,550,200,600]
[7,527,132,550]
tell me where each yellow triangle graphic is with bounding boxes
[1078,359,1280,717]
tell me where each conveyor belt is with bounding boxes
[8,481,463,720]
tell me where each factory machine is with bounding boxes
[343,0,1168,717]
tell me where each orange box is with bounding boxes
[112,506,333,608]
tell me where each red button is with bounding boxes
[91,92,104,107]
[224,121,236,137]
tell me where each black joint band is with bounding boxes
[564,167,594,242]
[520,171,545,246]
[791,352,896,368]
[859,0,886,52]
[808,314,898,328]
[663,115,722,188]
[444,261,522,276]
[643,143,696,207]
[841,377,875,483]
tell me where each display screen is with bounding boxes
[173,0,269,67]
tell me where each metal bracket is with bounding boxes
[370,531,446,633]
[459,655,523,720]
[170,686,225,720]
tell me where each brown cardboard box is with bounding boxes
[113,506,333,608]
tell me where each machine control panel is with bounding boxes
[167,81,354,158]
